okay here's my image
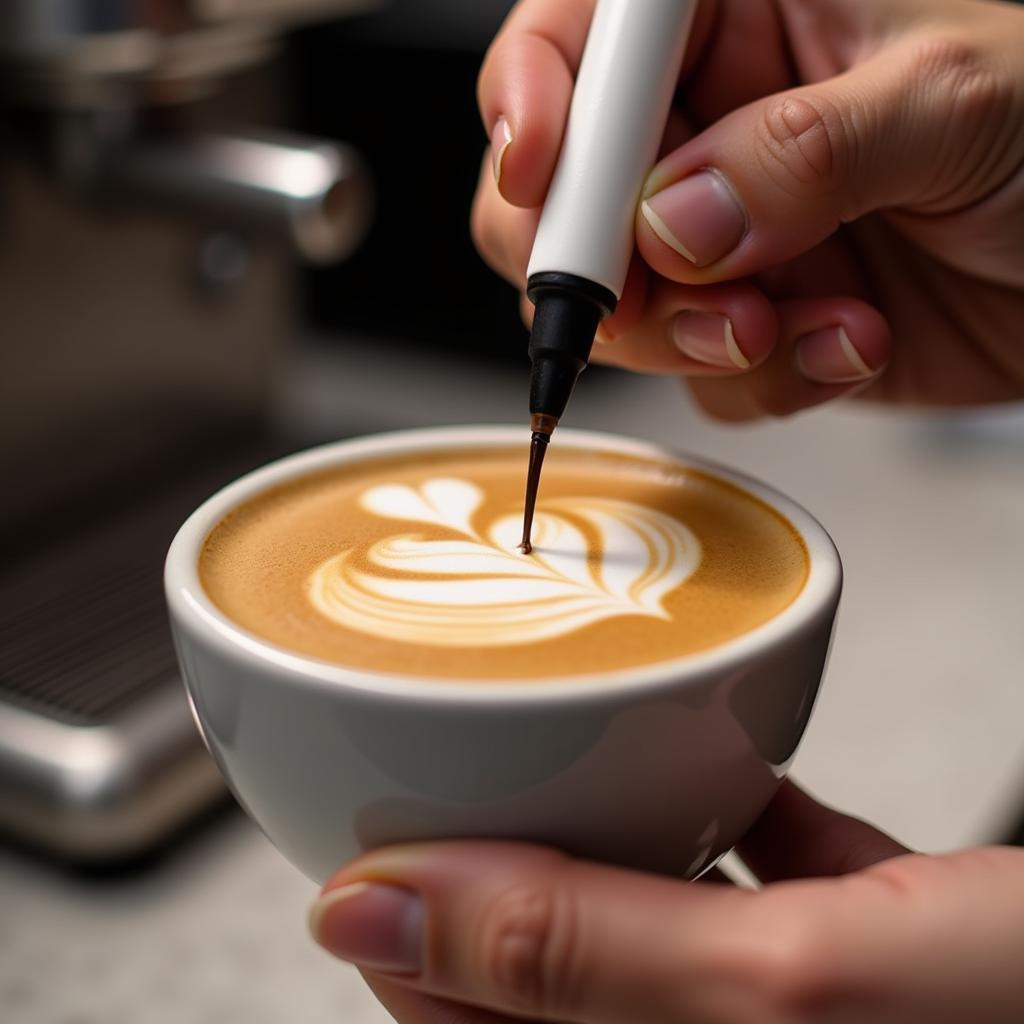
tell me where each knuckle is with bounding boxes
[906,33,984,87]
[769,929,841,1018]
[667,909,842,1022]
[754,94,847,200]
[900,32,1016,205]
[477,878,579,1015]
[908,34,1009,123]
[744,910,841,1020]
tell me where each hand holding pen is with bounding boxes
[479,0,1024,423]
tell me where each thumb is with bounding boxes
[318,841,1024,1024]
[309,841,759,1023]
[636,31,1007,281]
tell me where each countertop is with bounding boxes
[3,340,1023,1024]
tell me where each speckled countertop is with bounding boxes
[3,343,1023,1024]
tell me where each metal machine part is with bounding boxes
[0,0,378,860]
[0,0,381,108]
[0,435,291,861]
[1,0,377,262]
[107,132,373,264]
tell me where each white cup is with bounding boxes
[165,426,841,883]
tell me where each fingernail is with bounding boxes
[796,325,876,383]
[309,882,423,974]
[673,312,749,369]
[491,117,513,187]
[641,171,747,267]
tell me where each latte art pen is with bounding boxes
[519,0,698,554]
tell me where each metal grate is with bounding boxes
[0,436,293,727]
[0,536,177,726]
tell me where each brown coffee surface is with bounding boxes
[199,446,808,679]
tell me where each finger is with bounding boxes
[311,841,757,1023]
[593,279,778,375]
[636,30,1016,282]
[592,105,701,344]
[522,257,651,343]
[738,780,912,883]
[312,842,1024,1023]
[589,105,703,345]
[682,0,796,127]
[477,0,720,208]
[470,151,540,289]
[687,295,891,421]
[366,975,518,1024]
[518,291,533,330]
[477,0,594,207]
[596,254,649,341]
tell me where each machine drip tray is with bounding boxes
[0,433,306,862]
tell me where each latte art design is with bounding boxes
[308,477,701,646]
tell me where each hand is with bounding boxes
[471,0,1024,420]
[308,782,1024,1023]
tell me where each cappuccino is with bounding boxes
[199,446,808,679]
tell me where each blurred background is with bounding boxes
[1,2,1022,1021]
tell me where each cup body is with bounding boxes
[165,427,841,883]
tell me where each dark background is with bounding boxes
[289,2,525,359]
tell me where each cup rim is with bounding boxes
[165,425,841,707]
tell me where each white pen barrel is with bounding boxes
[526,0,696,300]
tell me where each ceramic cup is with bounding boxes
[165,426,841,883]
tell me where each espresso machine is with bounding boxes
[0,0,378,861]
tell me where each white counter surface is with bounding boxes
[3,343,1022,1024]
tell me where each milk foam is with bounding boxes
[308,477,701,646]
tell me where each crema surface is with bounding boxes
[199,447,809,679]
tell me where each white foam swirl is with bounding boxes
[307,478,701,646]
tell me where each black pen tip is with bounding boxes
[519,428,552,554]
